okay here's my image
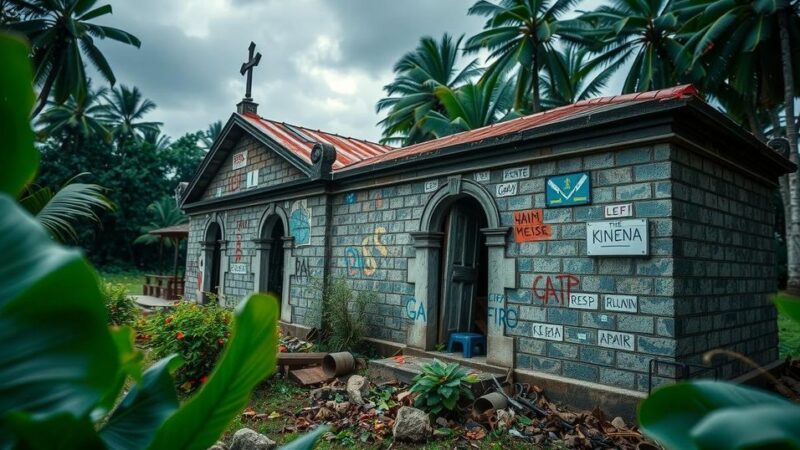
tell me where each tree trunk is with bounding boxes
[746,108,765,141]
[531,46,541,113]
[779,9,800,295]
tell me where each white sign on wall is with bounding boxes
[604,203,633,218]
[503,166,530,181]
[232,151,247,170]
[586,219,649,256]
[246,169,259,188]
[424,180,439,193]
[496,182,518,197]
[598,330,636,351]
[230,263,248,274]
[605,294,638,313]
[474,171,491,183]
[215,186,224,198]
[531,323,563,341]
[568,293,598,310]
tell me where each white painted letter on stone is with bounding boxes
[568,293,598,310]
[531,323,564,341]
[424,180,439,193]
[604,294,638,313]
[598,330,635,351]
[496,182,518,197]
[503,166,530,181]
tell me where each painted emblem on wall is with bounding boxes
[545,172,591,207]
[289,200,312,246]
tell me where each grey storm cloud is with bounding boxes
[90,0,612,143]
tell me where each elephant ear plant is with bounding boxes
[638,297,800,450]
[0,32,324,450]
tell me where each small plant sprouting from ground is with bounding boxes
[102,281,139,326]
[310,277,375,352]
[410,359,478,416]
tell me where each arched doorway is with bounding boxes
[254,206,293,322]
[258,218,285,299]
[438,196,489,344]
[202,221,224,303]
[409,177,516,367]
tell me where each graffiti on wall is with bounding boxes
[344,192,357,204]
[532,274,580,305]
[405,297,427,322]
[289,200,311,246]
[345,226,388,277]
[295,257,310,279]
[513,209,552,242]
[487,293,518,328]
[233,220,247,263]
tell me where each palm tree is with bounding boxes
[143,128,171,151]
[678,0,800,293]
[37,83,110,146]
[421,73,519,138]
[105,84,162,144]
[3,0,140,117]
[579,0,695,94]
[200,120,222,150]
[465,0,589,113]
[134,196,187,274]
[540,45,619,109]
[376,34,480,146]
[18,173,113,242]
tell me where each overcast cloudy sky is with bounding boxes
[94,0,609,143]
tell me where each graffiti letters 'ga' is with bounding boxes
[346,226,388,277]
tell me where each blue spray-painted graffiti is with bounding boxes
[405,298,427,322]
[345,226,387,277]
[486,293,518,328]
[344,192,357,204]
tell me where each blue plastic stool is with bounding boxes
[447,332,486,358]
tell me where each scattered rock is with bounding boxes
[611,416,626,429]
[208,441,228,450]
[334,401,351,414]
[435,417,448,428]
[392,406,432,442]
[346,375,369,405]
[230,428,276,450]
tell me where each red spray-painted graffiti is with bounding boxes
[532,274,580,305]
[234,220,247,263]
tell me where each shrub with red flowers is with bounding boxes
[147,301,232,392]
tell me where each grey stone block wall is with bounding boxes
[671,145,779,379]
[202,135,305,200]
[184,135,781,395]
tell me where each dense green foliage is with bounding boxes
[639,296,800,449]
[102,281,138,326]
[409,359,478,415]
[0,31,325,450]
[147,302,233,392]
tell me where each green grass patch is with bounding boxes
[101,270,145,295]
[777,292,800,359]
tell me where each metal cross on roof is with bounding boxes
[240,41,262,100]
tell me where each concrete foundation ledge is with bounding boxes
[514,368,646,422]
[279,321,313,339]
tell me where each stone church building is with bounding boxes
[180,84,794,410]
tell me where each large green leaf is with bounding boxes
[0,196,119,447]
[7,411,106,450]
[279,426,329,450]
[0,33,38,196]
[639,380,800,450]
[93,327,145,420]
[100,355,182,450]
[692,404,800,449]
[147,294,279,450]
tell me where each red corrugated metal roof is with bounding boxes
[241,114,395,170]
[341,84,699,171]
[241,85,698,172]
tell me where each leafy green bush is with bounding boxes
[102,281,138,326]
[148,301,232,391]
[410,359,478,415]
[639,296,800,449]
[312,277,374,352]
